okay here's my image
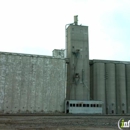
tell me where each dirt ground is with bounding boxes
[0,115,129,130]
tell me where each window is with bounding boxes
[70,104,72,107]
[83,104,86,107]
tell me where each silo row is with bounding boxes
[126,64,130,114]
[91,62,129,114]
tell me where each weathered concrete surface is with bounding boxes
[52,49,65,59]
[66,25,90,100]
[0,52,66,113]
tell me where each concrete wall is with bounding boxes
[0,52,66,113]
[66,25,90,100]
[65,100,103,114]
[52,49,65,59]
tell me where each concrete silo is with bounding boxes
[105,63,116,114]
[116,64,127,114]
[93,62,106,114]
[126,64,130,114]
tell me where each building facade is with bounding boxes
[66,24,90,100]
[0,16,129,115]
[0,52,66,113]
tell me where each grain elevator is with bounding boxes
[0,16,129,115]
[65,16,103,114]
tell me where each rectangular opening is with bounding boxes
[112,110,114,114]
[122,110,124,114]
[106,108,108,114]
[87,104,89,107]
[97,104,99,107]
[76,104,78,107]
[70,104,72,107]
[79,104,82,107]
[67,110,69,113]
[73,104,75,107]
[83,104,86,107]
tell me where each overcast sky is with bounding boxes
[0,0,130,61]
